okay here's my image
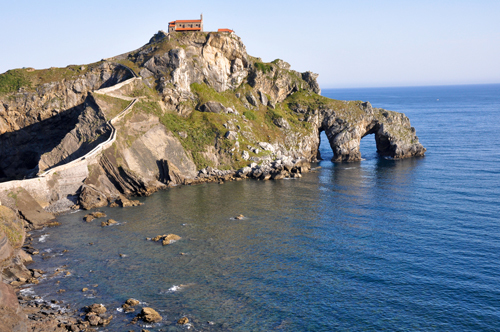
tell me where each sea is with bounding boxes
[27,83,500,331]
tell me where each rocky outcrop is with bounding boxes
[0,63,133,181]
[297,101,426,162]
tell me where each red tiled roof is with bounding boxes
[218,29,234,33]
[174,19,202,23]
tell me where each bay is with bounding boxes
[28,84,500,331]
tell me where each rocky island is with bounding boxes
[0,30,425,330]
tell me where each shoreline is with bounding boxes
[1,159,319,331]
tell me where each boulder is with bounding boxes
[114,196,142,208]
[178,317,189,324]
[151,234,182,245]
[84,211,106,222]
[126,298,140,306]
[122,303,135,313]
[101,219,117,227]
[79,186,108,210]
[86,303,107,315]
[137,307,162,323]
[162,234,181,245]
[224,131,238,140]
[273,117,290,129]
[246,93,258,106]
[199,101,226,113]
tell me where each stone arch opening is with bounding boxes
[319,120,395,162]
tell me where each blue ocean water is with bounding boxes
[29,84,500,331]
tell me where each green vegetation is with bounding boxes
[243,111,256,120]
[0,62,102,96]
[0,69,32,94]
[115,59,141,76]
[0,206,24,248]
[284,90,365,122]
[254,61,273,74]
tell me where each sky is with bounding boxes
[1,0,499,88]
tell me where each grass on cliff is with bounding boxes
[131,82,319,169]
[0,70,32,94]
[0,206,24,248]
[284,90,366,121]
[0,62,103,96]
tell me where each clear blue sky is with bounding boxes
[1,0,499,88]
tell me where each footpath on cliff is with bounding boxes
[0,30,425,331]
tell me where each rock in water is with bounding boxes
[126,298,140,306]
[162,234,181,245]
[137,307,162,323]
[178,317,189,324]
[86,303,107,315]
[101,219,117,227]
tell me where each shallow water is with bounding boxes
[29,84,500,331]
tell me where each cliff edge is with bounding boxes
[0,31,425,211]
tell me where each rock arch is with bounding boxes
[318,102,426,162]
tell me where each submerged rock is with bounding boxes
[84,211,107,222]
[101,219,117,227]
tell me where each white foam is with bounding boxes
[70,209,81,214]
[20,287,34,296]
[169,285,181,292]
[44,248,52,253]
[116,307,123,312]
[39,234,49,242]
[160,285,181,294]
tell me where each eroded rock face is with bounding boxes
[0,63,132,180]
[318,102,426,162]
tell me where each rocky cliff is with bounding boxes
[0,30,425,211]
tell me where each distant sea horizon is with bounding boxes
[322,82,500,91]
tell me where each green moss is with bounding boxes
[243,111,256,120]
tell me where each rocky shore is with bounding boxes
[0,156,317,331]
